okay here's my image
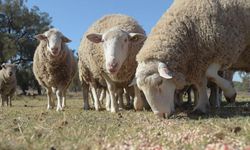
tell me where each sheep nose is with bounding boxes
[9,72,13,76]
[107,59,118,73]
[52,47,58,52]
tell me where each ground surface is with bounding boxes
[0,93,249,150]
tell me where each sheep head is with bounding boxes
[35,28,71,56]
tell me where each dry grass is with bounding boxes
[0,93,249,150]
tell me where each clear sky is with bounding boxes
[26,0,241,81]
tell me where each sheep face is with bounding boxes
[87,28,146,74]
[136,61,176,118]
[35,29,71,56]
[1,63,16,79]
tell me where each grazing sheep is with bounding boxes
[33,28,77,111]
[136,0,250,118]
[0,63,17,106]
[78,14,146,112]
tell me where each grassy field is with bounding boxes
[0,93,249,150]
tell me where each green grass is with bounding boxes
[0,94,249,150]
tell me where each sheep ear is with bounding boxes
[35,34,47,41]
[158,62,172,79]
[1,63,6,69]
[129,77,137,87]
[129,33,146,43]
[62,36,71,43]
[86,33,103,43]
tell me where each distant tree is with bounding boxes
[0,0,52,94]
[239,72,250,92]
[0,0,52,64]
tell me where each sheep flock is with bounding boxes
[1,0,250,120]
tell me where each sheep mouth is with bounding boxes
[107,68,118,74]
[51,51,60,56]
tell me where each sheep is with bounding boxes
[33,28,77,111]
[78,14,147,112]
[209,45,250,107]
[0,63,17,106]
[135,0,250,118]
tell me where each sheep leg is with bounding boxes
[56,90,63,111]
[46,88,54,110]
[133,85,144,111]
[99,89,106,105]
[8,88,15,107]
[206,63,236,103]
[105,90,111,111]
[209,83,221,107]
[102,73,118,113]
[8,96,12,107]
[174,90,184,107]
[62,90,66,108]
[1,95,7,106]
[193,78,210,113]
[106,81,118,113]
[117,88,125,109]
[124,88,131,107]
[90,86,101,111]
[187,87,192,104]
[82,82,90,110]
[6,96,9,106]
[1,95,3,107]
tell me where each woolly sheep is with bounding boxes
[0,63,17,106]
[78,14,147,112]
[33,28,77,111]
[135,0,250,118]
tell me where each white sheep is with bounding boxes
[0,63,17,106]
[78,14,147,112]
[33,28,77,111]
[135,0,250,118]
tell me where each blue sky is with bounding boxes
[26,0,241,81]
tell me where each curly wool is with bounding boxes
[78,14,146,86]
[137,0,250,86]
[33,40,77,89]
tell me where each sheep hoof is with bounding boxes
[47,106,53,110]
[56,106,63,111]
[83,105,90,110]
[106,107,110,111]
[190,109,209,116]
[225,93,236,103]
[111,108,118,113]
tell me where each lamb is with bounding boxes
[135,0,250,118]
[33,28,77,111]
[78,14,147,112]
[0,63,17,106]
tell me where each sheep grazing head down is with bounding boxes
[35,28,71,56]
[136,61,176,118]
[1,63,17,79]
[86,28,146,74]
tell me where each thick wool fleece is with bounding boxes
[136,0,250,87]
[0,66,16,97]
[33,40,77,89]
[78,14,146,87]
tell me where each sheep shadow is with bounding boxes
[173,101,250,120]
